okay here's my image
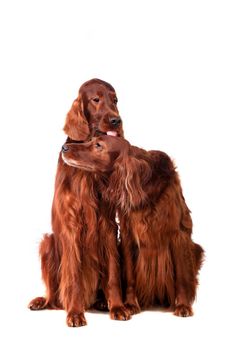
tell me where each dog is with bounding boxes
[28,80,130,327]
[61,135,204,317]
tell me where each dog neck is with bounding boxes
[65,136,85,144]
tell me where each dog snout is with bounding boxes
[110,117,121,127]
[62,144,69,153]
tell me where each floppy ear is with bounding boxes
[107,154,153,211]
[63,96,90,141]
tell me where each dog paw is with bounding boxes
[28,297,47,310]
[174,304,193,317]
[110,306,131,321]
[124,301,141,315]
[66,312,87,327]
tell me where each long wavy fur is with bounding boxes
[106,144,204,315]
[28,80,128,326]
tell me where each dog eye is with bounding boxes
[93,97,100,103]
[95,143,102,150]
[114,97,118,104]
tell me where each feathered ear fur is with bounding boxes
[63,96,90,141]
[107,153,153,211]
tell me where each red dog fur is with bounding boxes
[28,79,130,327]
[62,136,204,317]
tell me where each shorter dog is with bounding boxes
[62,136,204,317]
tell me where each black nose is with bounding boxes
[62,144,69,152]
[110,117,121,126]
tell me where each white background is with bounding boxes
[0,0,232,349]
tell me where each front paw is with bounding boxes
[28,297,47,310]
[124,301,141,315]
[110,306,131,321]
[174,304,193,317]
[66,312,87,327]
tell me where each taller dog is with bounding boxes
[28,79,129,327]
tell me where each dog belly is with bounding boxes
[135,247,175,308]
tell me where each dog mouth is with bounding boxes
[106,131,118,136]
[94,129,118,137]
[62,153,94,171]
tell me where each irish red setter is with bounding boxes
[28,79,130,327]
[62,135,204,317]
